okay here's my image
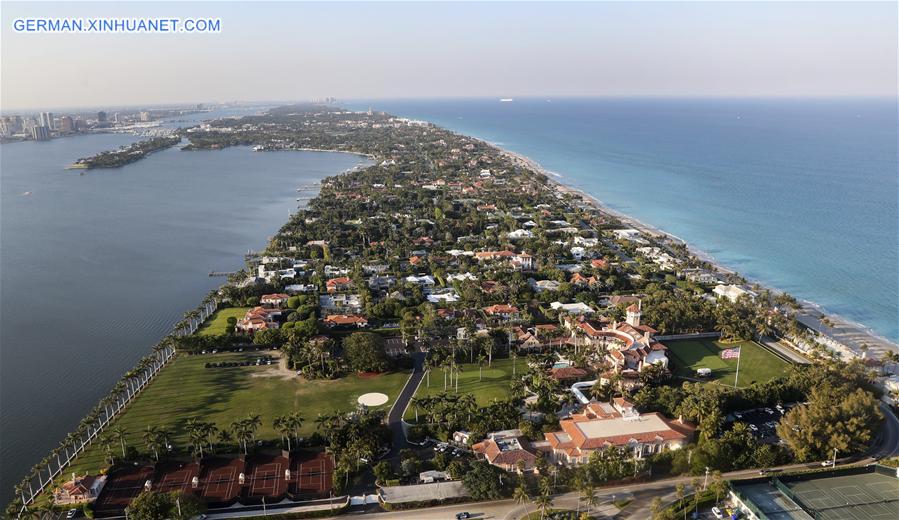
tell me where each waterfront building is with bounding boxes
[713,284,758,302]
[59,116,75,133]
[40,112,54,129]
[2,115,24,134]
[31,125,50,141]
[236,306,282,332]
[52,474,106,505]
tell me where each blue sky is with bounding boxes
[2,1,896,109]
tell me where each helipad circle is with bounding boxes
[357,392,389,406]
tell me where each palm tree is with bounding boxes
[513,482,531,518]
[247,414,262,442]
[580,484,598,517]
[534,484,553,519]
[186,418,205,458]
[881,350,899,365]
[675,483,686,520]
[286,412,304,448]
[111,426,128,458]
[98,434,115,465]
[143,426,163,461]
[273,415,292,451]
[231,419,254,454]
[14,483,29,508]
[217,428,233,452]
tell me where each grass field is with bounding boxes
[197,307,250,336]
[405,357,517,420]
[62,351,409,477]
[666,339,790,387]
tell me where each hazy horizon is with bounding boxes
[2,1,897,111]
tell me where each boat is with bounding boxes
[499,98,514,102]
[252,145,264,152]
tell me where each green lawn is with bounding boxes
[666,339,790,387]
[62,351,409,477]
[405,357,518,420]
[197,307,250,336]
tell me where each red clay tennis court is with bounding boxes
[93,451,334,515]
[93,465,154,515]
[198,457,245,504]
[153,461,200,494]
[244,454,289,499]
[291,451,334,497]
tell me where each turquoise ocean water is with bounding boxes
[351,98,898,343]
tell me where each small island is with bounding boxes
[69,135,181,169]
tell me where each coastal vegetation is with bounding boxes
[71,135,180,169]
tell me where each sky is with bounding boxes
[1,1,896,111]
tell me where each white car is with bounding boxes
[711,506,724,519]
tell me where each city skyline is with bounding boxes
[2,1,896,111]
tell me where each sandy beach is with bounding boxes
[493,142,899,359]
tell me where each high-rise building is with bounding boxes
[31,125,50,141]
[139,111,152,122]
[97,111,107,122]
[59,116,75,132]
[113,113,119,123]
[39,112,55,130]
[2,115,24,134]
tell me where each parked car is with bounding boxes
[711,506,724,519]
[455,513,471,520]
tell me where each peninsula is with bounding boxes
[68,135,181,169]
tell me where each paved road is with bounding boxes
[874,403,899,458]
[386,351,426,460]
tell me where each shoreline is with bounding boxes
[490,142,899,358]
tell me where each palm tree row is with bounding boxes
[173,290,219,336]
[409,392,477,427]
[13,293,221,512]
[10,335,179,512]
[230,415,262,455]
[185,419,219,458]
[273,412,305,451]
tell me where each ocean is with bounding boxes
[350,97,898,343]
[0,110,366,503]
